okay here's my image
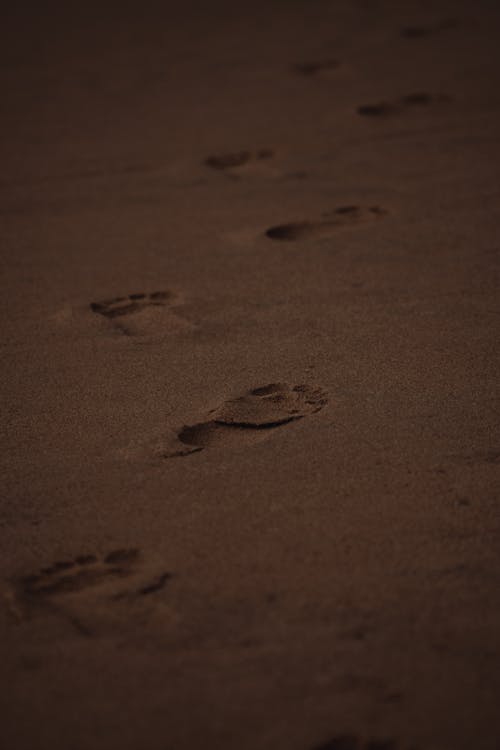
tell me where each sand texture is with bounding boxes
[1,1,500,749]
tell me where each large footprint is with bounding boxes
[312,736,401,750]
[5,549,171,635]
[90,291,190,338]
[265,205,386,242]
[163,383,328,457]
[357,92,450,118]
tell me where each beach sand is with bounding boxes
[1,2,499,748]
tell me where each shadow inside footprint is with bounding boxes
[357,102,398,117]
[312,737,397,750]
[165,383,327,457]
[402,92,434,106]
[90,290,188,337]
[312,737,360,750]
[358,92,450,117]
[91,291,174,319]
[205,149,274,172]
[265,206,386,241]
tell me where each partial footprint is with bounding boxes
[90,290,190,338]
[205,149,275,176]
[265,205,386,242]
[204,149,308,182]
[163,383,328,457]
[312,736,399,750]
[452,450,500,466]
[401,18,458,38]
[293,59,340,76]
[6,549,171,635]
[358,92,450,117]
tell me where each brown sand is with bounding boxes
[1,1,500,749]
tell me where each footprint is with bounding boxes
[401,18,458,38]
[163,383,328,457]
[7,549,171,635]
[204,149,306,182]
[312,737,399,750]
[205,149,275,175]
[90,291,190,338]
[357,102,399,118]
[293,59,340,76]
[265,205,386,242]
[357,92,450,117]
[90,291,175,319]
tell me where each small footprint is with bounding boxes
[265,205,386,242]
[7,549,171,635]
[90,291,174,319]
[205,149,275,174]
[293,59,340,76]
[401,18,458,38]
[358,92,450,117]
[90,291,190,338]
[312,736,399,750]
[163,383,328,457]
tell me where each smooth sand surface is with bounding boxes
[1,2,500,749]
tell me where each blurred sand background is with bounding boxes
[1,1,500,749]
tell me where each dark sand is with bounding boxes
[1,2,500,749]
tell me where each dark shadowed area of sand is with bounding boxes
[1,1,499,749]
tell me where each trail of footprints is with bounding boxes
[163,383,328,457]
[7,549,171,635]
[90,290,189,337]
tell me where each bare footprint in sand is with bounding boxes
[265,205,386,242]
[163,383,328,458]
[401,18,458,38]
[293,59,340,77]
[5,549,171,636]
[357,92,451,118]
[205,149,276,177]
[90,290,190,338]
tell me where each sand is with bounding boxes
[1,1,500,749]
